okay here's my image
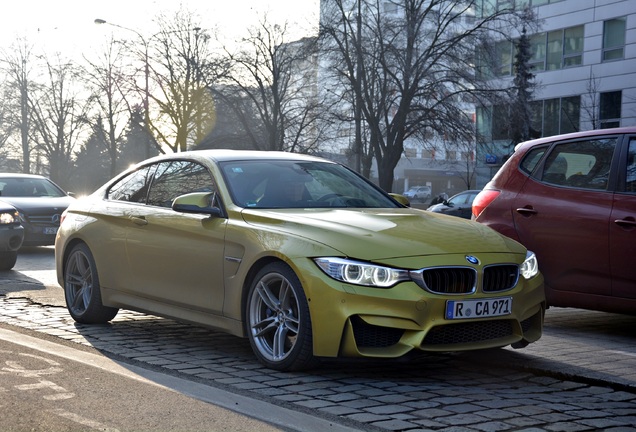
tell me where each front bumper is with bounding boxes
[294,256,545,359]
[0,225,25,252]
[21,223,58,247]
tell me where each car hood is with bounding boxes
[0,196,75,213]
[241,207,524,260]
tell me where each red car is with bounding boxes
[473,126,636,315]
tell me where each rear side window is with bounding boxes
[538,138,618,190]
[520,147,547,175]
[107,161,216,207]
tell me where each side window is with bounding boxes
[448,194,467,206]
[107,165,156,203]
[520,146,547,175]
[626,139,636,193]
[540,138,618,190]
[147,161,215,208]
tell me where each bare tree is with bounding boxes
[221,14,325,152]
[0,39,34,173]
[320,0,522,192]
[150,7,230,153]
[82,37,134,177]
[583,71,601,129]
[28,55,91,188]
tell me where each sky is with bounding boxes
[0,0,320,60]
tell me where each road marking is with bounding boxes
[2,350,76,400]
[47,409,120,432]
[0,327,363,432]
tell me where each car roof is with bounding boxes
[515,126,636,153]
[139,150,331,165]
[0,173,48,180]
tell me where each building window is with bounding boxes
[563,26,584,67]
[404,148,417,158]
[531,26,584,71]
[603,17,626,61]
[477,0,560,17]
[421,149,435,159]
[446,150,457,161]
[600,91,622,128]
[383,1,398,14]
[529,33,546,71]
[560,97,580,134]
[496,40,514,76]
[530,96,581,137]
[542,96,580,136]
[492,25,583,75]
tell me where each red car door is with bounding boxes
[512,179,613,298]
[511,137,618,301]
[610,137,636,300]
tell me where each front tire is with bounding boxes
[64,243,118,324]
[0,251,18,270]
[246,262,317,371]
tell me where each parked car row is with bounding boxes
[402,185,431,202]
[0,174,75,270]
[7,127,635,371]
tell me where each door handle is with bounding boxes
[515,207,538,216]
[614,217,636,228]
[131,216,148,226]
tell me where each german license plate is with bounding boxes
[44,227,58,235]
[445,297,512,320]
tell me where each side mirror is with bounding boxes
[389,193,410,207]
[172,192,222,217]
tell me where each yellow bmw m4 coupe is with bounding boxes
[55,150,545,371]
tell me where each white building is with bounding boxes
[476,0,636,187]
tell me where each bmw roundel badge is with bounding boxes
[465,255,479,265]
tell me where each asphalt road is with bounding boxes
[0,327,284,432]
[1,246,635,431]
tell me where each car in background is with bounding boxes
[0,174,75,247]
[473,126,636,315]
[55,150,544,371]
[0,202,24,270]
[427,190,480,219]
[403,185,431,202]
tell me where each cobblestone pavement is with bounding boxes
[0,293,635,432]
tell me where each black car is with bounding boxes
[0,174,75,247]
[426,190,481,219]
[0,201,24,270]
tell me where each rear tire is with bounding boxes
[0,251,18,271]
[63,243,118,323]
[246,262,317,371]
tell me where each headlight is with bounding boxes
[0,211,18,224]
[520,251,539,279]
[314,257,410,288]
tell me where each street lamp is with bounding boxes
[94,18,152,159]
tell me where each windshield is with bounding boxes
[0,177,67,198]
[220,160,399,209]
